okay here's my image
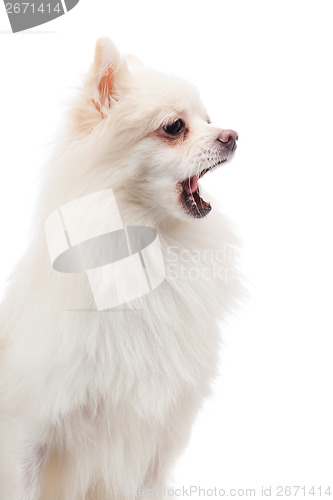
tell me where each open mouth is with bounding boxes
[180,160,227,218]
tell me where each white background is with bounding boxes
[1,0,333,496]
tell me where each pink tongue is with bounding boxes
[184,175,198,194]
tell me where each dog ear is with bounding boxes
[90,37,126,114]
[125,53,145,72]
[72,38,128,135]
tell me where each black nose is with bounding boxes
[217,129,238,151]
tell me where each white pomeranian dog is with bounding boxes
[0,38,240,499]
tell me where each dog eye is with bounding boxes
[163,119,184,136]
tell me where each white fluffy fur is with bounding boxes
[0,38,240,499]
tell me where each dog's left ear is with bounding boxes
[90,37,128,114]
[72,37,129,135]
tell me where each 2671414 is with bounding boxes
[5,3,62,14]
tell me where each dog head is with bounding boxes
[71,38,238,225]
